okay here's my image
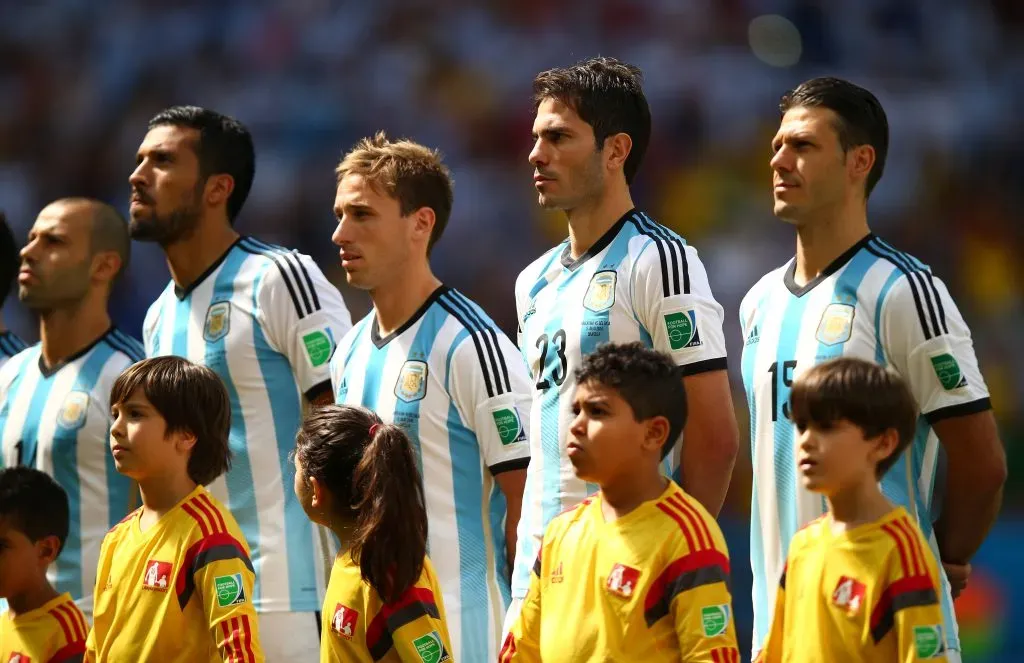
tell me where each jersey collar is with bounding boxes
[559,208,636,272]
[37,325,116,378]
[369,285,448,349]
[783,233,874,297]
[173,237,243,300]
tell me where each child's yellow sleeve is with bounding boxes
[371,586,452,663]
[887,557,947,661]
[755,564,788,663]
[499,551,543,662]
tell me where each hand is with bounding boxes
[942,561,971,599]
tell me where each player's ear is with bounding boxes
[848,144,875,189]
[36,534,62,566]
[90,250,122,284]
[642,415,670,454]
[204,173,236,211]
[175,429,198,455]
[410,206,436,247]
[308,475,330,512]
[869,427,899,466]
[604,132,633,174]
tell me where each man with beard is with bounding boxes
[0,198,142,619]
[130,106,352,661]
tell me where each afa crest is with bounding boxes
[815,303,855,346]
[58,391,90,430]
[583,271,617,313]
[203,301,232,343]
[395,360,428,403]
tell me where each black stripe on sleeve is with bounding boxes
[451,290,512,393]
[110,329,145,361]
[870,588,940,644]
[924,397,992,426]
[437,296,495,398]
[0,336,14,358]
[286,250,321,312]
[679,357,728,376]
[865,240,933,340]
[636,216,680,295]
[103,334,138,364]
[640,212,690,294]
[440,292,504,396]
[490,457,530,476]
[628,215,670,297]
[239,239,307,319]
[878,239,948,334]
[870,239,941,338]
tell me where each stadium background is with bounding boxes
[1,0,1021,659]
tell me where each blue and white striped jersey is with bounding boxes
[0,328,143,617]
[330,285,531,663]
[510,209,728,599]
[143,236,352,614]
[0,331,27,370]
[740,234,991,658]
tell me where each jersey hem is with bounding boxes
[490,457,530,475]
[923,397,991,425]
[680,356,728,376]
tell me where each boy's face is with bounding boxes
[0,516,58,600]
[109,388,195,481]
[567,380,667,484]
[796,419,896,494]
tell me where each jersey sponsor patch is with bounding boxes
[7,653,30,663]
[395,360,428,403]
[203,301,232,342]
[815,303,855,346]
[57,390,89,430]
[583,270,617,312]
[412,630,451,663]
[330,603,357,639]
[605,563,640,599]
[913,624,946,659]
[302,329,333,368]
[701,604,731,637]
[831,576,866,616]
[930,352,967,390]
[664,308,702,351]
[142,560,172,591]
[215,573,247,607]
[491,407,526,445]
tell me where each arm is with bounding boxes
[662,549,740,661]
[192,543,265,662]
[495,469,527,569]
[499,553,543,662]
[679,369,739,515]
[379,587,453,662]
[755,566,788,663]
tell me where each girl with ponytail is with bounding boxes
[293,404,453,662]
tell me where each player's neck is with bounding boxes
[793,205,870,287]
[163,219,239,291]
[138,474,198,528]
[370,262,441,336]
[565,185,634,260]
[5,582,59,617]
[826,477,893,533]
[38,299,111,370]
[599,470,668,522]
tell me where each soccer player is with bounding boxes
[0,213,27,367]
[509,56,738,632]
[130,106,352,659]
[329,133,530,660]
[0,198,141,619]
[500,342,740,662]
[293,405,453,663]
[742,77,1006,662]
[0,467,88,663]
[87,356,264,662]
[758,358,948,661]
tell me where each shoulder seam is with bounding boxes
[239,237,320,319]
[629,212,690,295]
[437,289,510,398]
[865,238,948,339]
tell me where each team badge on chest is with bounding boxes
[606,563,641,598]
[142,560,172,591]
[583,270,617,313]
[395,360,428,403]
[58,390,90,430]
[831,575,866,616]
[815,303,855,346]
[203,301,232,343]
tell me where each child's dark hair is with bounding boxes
[110,356,232,485]
[575,342,687,458]
[0,467,70,554]
[295,405,427,604]
[789,358,917,478]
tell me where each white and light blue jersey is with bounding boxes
[0,328,143,617]
[330,285,531,663]
[510,209,728,599]
[0,331,27,370]
[741,234,991,659]
[143,236,352,614]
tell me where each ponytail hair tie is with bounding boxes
[368,423,381,438]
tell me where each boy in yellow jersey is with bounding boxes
[501,342,740,662]
[292,405,452,663]
[757,357,949,662]
[0,467,87,663]
[86,357,264,662]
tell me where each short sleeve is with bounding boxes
[190,534,265,662]
[449,332,531,474]
[499,545,543,662]
[880,274,990,424]
[633,241,728,375]
[375,585,453,663]
[256,251,352,397]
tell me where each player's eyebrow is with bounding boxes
[531,126,573,140]
[335,202,374,218]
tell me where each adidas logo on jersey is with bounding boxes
[551,562,564,584]
[745,325,760,346]
[142,560,172,591]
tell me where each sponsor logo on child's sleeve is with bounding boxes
[913,624,946,659]
[700,604,731,637]
[412,631,451,662]
[214,573,247,607]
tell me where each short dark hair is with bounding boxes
[779,77,889,197]
[0,212,18,306]
[148,106,255,223]
[55,198,130,279]
[110,357,232,485]
[533,56,652,185]
[335,132,454,252]
[789,358,916,478]
[0,467,70,555]
[575,342,686,459]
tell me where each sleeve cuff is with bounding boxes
[489,457,530,476]
[679,357,728,376]
[304,380,334,403]
[924,397,992,426]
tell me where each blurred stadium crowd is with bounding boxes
[1,0,1021,510]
